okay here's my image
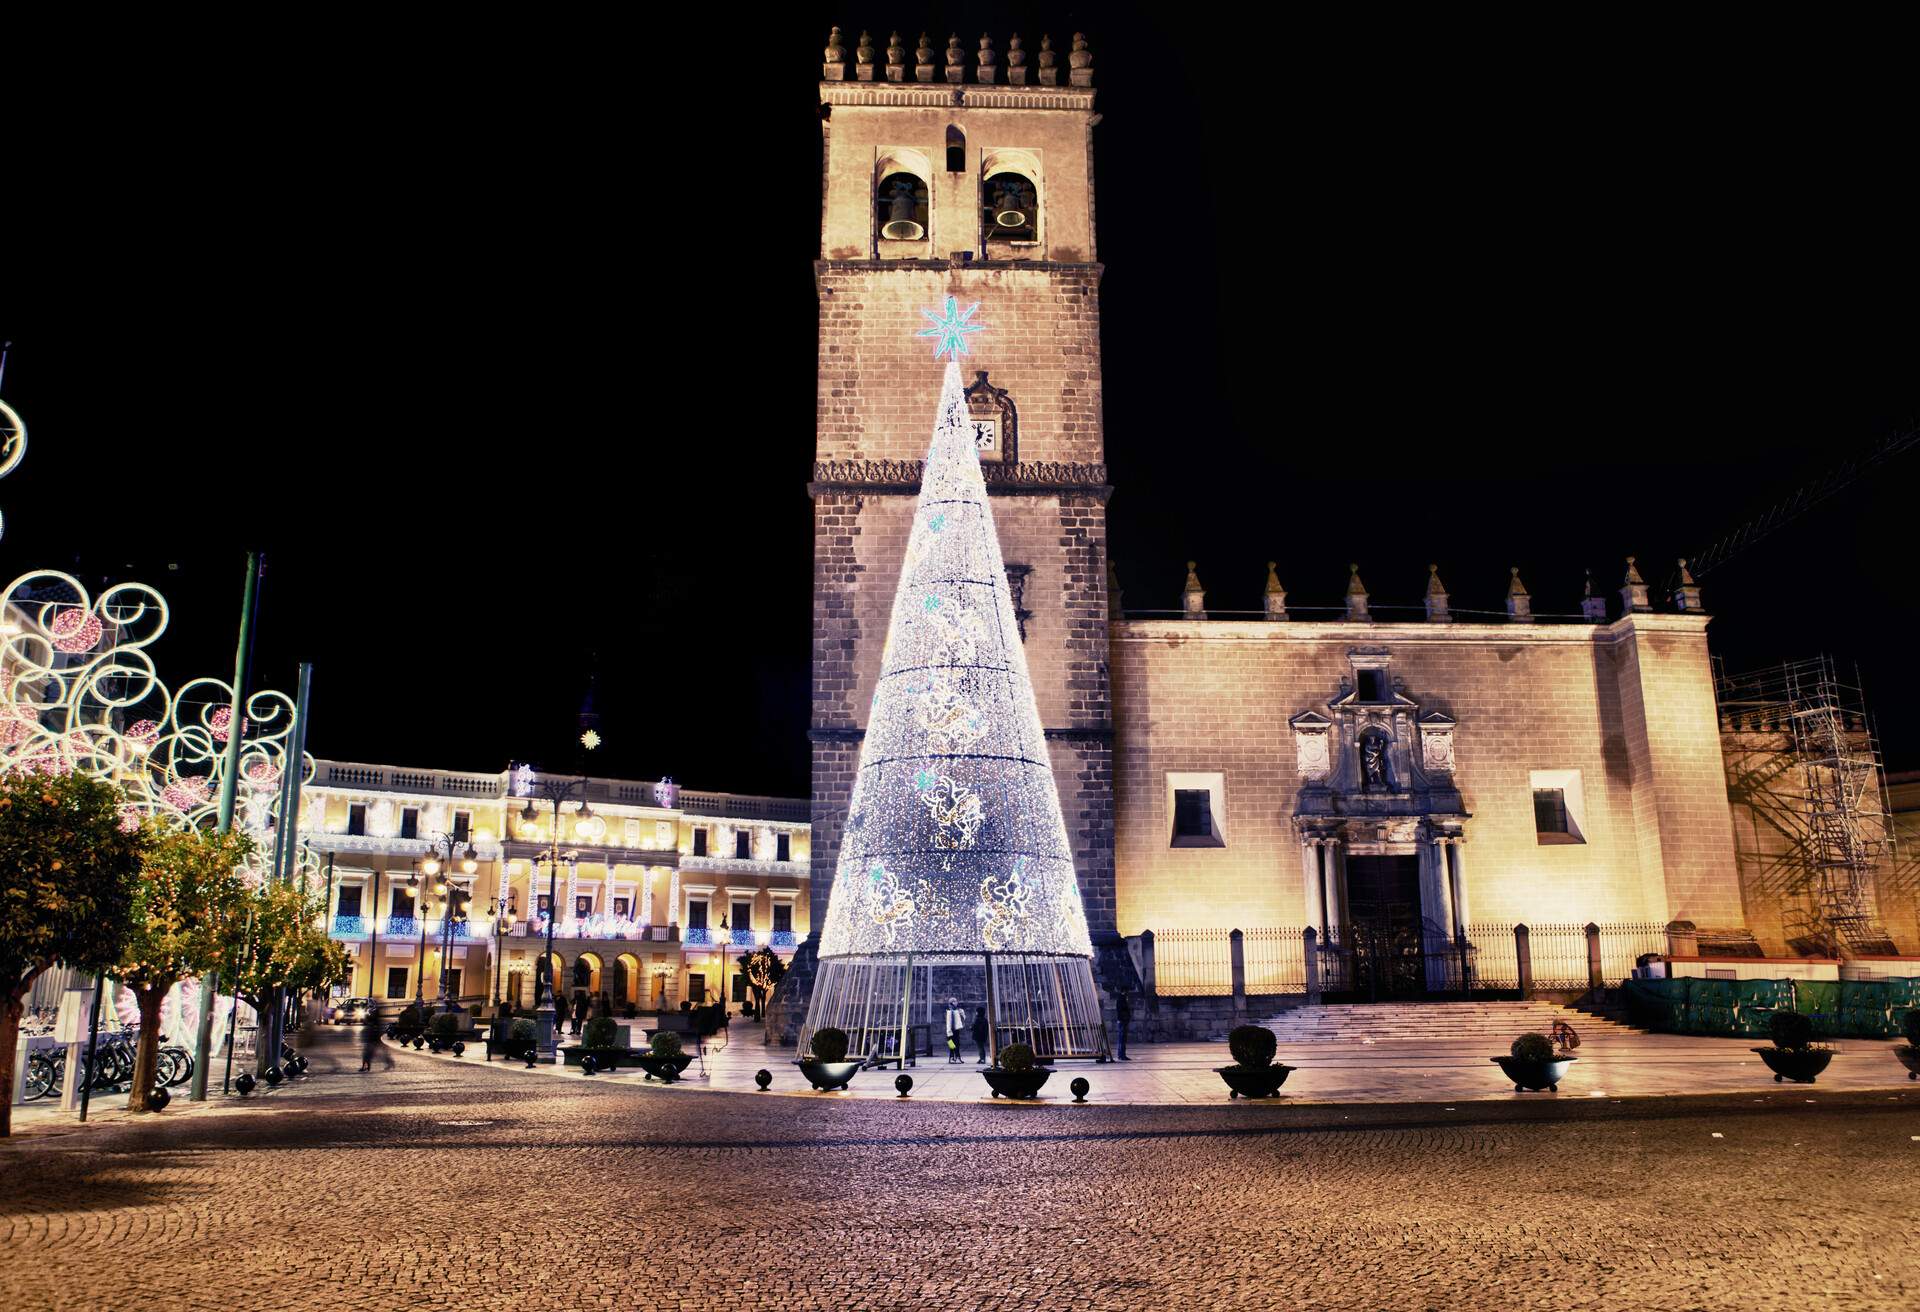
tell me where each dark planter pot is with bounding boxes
[1753,1046,1833,1084]
[1896,1045,1920,1081]
[1217,1064,1295,1099]
[983,1068,1053,1100]
[636,1053,694,1082]
[795,1059,862,1091]
[1492,1055,1576,1092]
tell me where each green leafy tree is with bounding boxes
[0,771,143,1136]
[230,881,351,1012]
[741,946,786,1024]
[118,823,253,1112]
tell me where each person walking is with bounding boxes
[944,996,966,1064]
[570,991,589,1037]
[359,1009,391,1072]
[1115,990,1133,1061]
[971,1006,989,1064]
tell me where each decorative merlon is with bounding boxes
[826,27,1091,87]
[1424,564,1450,623]
[1672,558,1703,612]
[1581,570,1608,621]
[1182,560,1207,619]
[1345,563,1370,622]
[1264,561,1287,620]
[1621,555,1651,613]
[1505,567,1533,623]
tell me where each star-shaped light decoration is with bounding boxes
[580,729,602,751]
[916,296,987,360]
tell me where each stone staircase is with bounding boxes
[1262,1000,1643,1044]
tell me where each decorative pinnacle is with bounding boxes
[917,296,987,359]
[1507,566,1529,596]
[1346,563,1367,594]
[1266,561,1285,594]
[1426,563,1447,596]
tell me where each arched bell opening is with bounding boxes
[876,170,929,241]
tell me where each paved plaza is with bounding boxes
[2,1030,1916,1311]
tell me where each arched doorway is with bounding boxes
[572,951,603,999]
[613,953,641,1008]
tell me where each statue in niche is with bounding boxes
[1361,735,1391,790]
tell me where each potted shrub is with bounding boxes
[506,1018,538,1065]
[636,1030,694,1082]
[566,1015,623,1069]
[982,1042,1052,1099]
[794,1026,861,1091]
[426,1012,461,1052]
[1753,1009,1833,1084]
[1216,1024,1294,1099]
[1897,1008,1920,1081]
[1492,1031,1576,1092]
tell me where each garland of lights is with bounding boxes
[816,336,1095,960]
[0,569,310,872]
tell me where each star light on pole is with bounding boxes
[917,296,987,360]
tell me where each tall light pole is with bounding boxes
[490,896,518,1005]
[521,772,590,1060]
[420,832,478,1012]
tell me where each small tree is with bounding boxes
[228,881,351,1054]
[118,823,253,1112]
[741,946,786,1026]
[0,771,143,1136]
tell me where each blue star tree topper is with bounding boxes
[917,296,987,359]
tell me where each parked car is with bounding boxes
[327,997,376,1025]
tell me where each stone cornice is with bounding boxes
[1113,613,1711,646]
[819,84,1096,112]
[815,259,1103,281]
[810,459,1109,498]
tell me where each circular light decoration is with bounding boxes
[243,757,282,790]
[580,729,602,751]
[208,705,248,743]
[49,607,103,654]
[124,719,161,752]
[656,777,678,808]
[162,776,211,811]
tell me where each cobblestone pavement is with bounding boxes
[2,1031,1915,1312]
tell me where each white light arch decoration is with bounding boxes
[0,569,310,861]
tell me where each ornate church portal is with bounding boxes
[1293,651,1474,998]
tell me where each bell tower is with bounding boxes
[801,29,1115,1001]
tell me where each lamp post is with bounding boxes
[520,772,591,1059]
[421,832,479,1012]
[490,896,518,1005]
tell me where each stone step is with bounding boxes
[1260,1001,1643,1044]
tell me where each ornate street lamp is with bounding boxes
[490,896,519,1005]
[422,831,480,1012]
[520,771,591,1060]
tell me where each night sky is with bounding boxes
[4,8,1914,796]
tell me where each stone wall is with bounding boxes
[1110,614,1746,940]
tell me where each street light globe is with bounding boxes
[461,846,478,875]
[520,800,538,824]
[421,853,442,877]
[433,873,448,895]
[576,800,594,821]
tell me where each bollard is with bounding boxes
[1515,924,1534,1000]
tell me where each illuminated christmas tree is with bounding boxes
[803,303,1106,1063]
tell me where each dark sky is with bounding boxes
[4,8,1915,794]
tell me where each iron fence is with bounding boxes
[1598,921,1670,981]
[1241,927,1307,994]
[1150,928,1235,996]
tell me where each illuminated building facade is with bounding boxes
[303,761,808,1013]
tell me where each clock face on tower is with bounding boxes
[970,415,1002,461]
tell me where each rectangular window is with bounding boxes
[536,893,552,917]
[385,967,409,999]
[732,970,749,1003]
[399,808,420,840]
[1357,669,1387,702]
[337,885,363,918]
[445,968,462,1000]
[451,810,471,842]
[693,828,708,857]
[731,899,753,931]
[773,903,792,934]
[1533,789,1571,836]
[573,894,592,918]
[613,896,630,918]
[1529,769,1588,845]
[1174,790,1213,838]
[347,804,367,836]
[734,830,752,860]
[688,900,709,931]
[390,885,416,918]
[776,832,791,862]
[688,973,706,1003]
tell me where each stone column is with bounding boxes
[1446,841,1471,938]
[1419,837,1456,992]
[1300,839,1325,939]
[1322,841,1346,942]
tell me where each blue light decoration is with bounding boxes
[916,296,987,360]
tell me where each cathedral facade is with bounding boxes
[801,31,1860,1015]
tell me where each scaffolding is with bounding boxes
[1718,656,1898,956]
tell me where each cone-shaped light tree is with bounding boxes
[803,301,1106,1063]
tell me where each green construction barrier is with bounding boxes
[1793,979,1841,1037]
[1627,977,1689,1032]
[1837,980,1894,1038]
[1686,978,1737,1035]
[1730,978,1792,1036]
[1883,977,1920,1015]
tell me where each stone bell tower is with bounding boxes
[796,29,1115,1010]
